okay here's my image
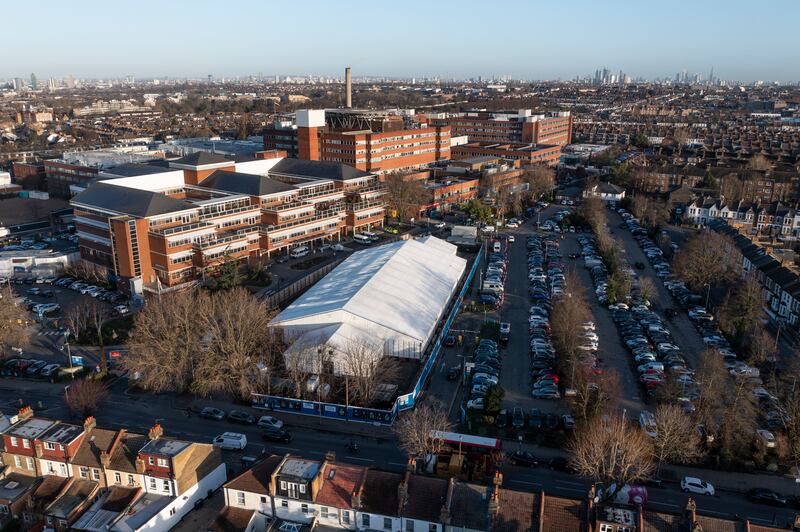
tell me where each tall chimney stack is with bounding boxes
[345,67,352,108]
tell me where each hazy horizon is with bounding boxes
[4,0,799,83]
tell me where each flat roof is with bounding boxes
[6,417,54,439]
[39,422,84,445]
[280,458,320,480]
[139,438,190,457]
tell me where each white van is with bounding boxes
[492,241,502,253]
[212,432,247,450]
[361,231,380,242]
[482,281,504,292]
[289,246,309,258]
[353,234,372,245]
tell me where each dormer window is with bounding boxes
[44,442,55,451]
[22,439,30,449]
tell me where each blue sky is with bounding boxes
[5,0,798,82]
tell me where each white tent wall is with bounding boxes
[272,236,467,377]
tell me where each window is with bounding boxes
[320,507,329,518]
[9,437,17,447]
[301,504,309,514]
[298,484,306,494]
[260,496,267,504]
[429,525,437,532]
[0,504,9,514]
[114,473,122,484]
[22,439,30,449]
[149,478,157,490]
[237,492,246,506]
[92,469,100,481]
[79,466,89,478]
[384,518,392,530]
[406,519,414,532]
[128,474,135,486]
[169,508,176,516]
[162,480,170,493]
[281,500,288,508]
[157,458,168,467]
[280,480,287,490]
[26,458,34,471]
[44,442,55,451]
[342,511,350,524]
[13,456,21,468]
[148,456,154,465]
[362,514,370,527]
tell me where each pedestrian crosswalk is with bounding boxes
[36,330,63,337]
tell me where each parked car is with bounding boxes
[227,410,256,425]
[257,416,284,430]
[508,450,539,467]
[748,488,787,507]
[200,407,226,420]
[511,407,525,429]
[39,364,61,377]
[261,428,292,444]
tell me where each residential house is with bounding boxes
[0,473,40,524]
[101,430,148,490]
[71,418,117,486]
[42,477,100,531]
[34,421,86,478]
[1,408,54,476]
[23,475,72,530]
[71,486,143,531]
[398,473,449,532]
[356,469,403,531]
[583,182,626,203]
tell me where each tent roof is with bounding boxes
[272,237,466,345]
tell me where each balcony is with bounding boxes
[346,199,384,212]
[261,200,312,213]
[199,204,259,221]
[263,207,344,233]
[299,187,344,201]
[192,226,260,250]
[150,221,213,237]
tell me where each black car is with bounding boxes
[528,408,542,429]
[262,428,292,444]
[446,366,460,381]
[443,334,456,347]
[227,410,256,425]
[495,409,508,428]
[547,456,573,472]
[748,488,787,506]
[508,450,539,467]
[545,414,560,430]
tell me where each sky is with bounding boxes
[4,0,799,82]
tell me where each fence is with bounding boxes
[251,244,485,425]
[262,258,343,309]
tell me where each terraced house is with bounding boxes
[70,151,385,295]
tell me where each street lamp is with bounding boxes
[703,283,711,309]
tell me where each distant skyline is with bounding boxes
[4,0,799,83]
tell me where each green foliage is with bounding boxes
[699,170,719,189]
[609,165,632,188]
[632,133,651,149]
[484,385,505,413]
[460,199,493,225]
[216,254,245,290]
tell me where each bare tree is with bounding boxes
[64,302,91,341]
[673,231,736,292]
[568,414,655,495]
[339,339,399,407]
[192,288,278,400]
[383,173,427,222]
[0,287,30,359]
[718,275,763,345]
[652,404,703,470]
[747,154,772,172]
[124,290,211,393]
[84,299,108,374]
[569,365,621,422]
[65,379,109,417]
[283,338,318,400]
[524,165,555,203]
[393,402,453,469]
[637,277,658,306]
[550,276,591,379]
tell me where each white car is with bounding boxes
[434,222,446,229]
[608,303,629,311]
[680,476,714,496]
[507,235,516,242]
[466,398,485,410]
[331,243,346,252]
[257,416,284,430]
[499,322,511,335]
[506,221,519,228]
[756,429,776,448]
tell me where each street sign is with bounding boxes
[70,355,84,366]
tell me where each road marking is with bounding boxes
[273,446,300,452]
[509,480,540,487]
[388,462,407,468]
[555,480,586,488]
[344,456,374,463]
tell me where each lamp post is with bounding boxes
[703,283,711,309]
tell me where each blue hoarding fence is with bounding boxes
[251,244,484,425]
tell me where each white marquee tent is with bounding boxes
[271,236,467,376]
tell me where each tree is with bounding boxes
[65,379,108,417]
[484,385,505,413]
[673,231,736,292]
[384,173,427,222]
[216,252,244,290]
[638,277,657,306]
[523,166,556,203]
[393,402,453,469]
[460,199,493,225]
[672,128,689,156]
[124,290,211,393]
[651,404,703,470]
[192,288,278,401]
[83,299,108,374]
[569,366,621,422]
[0,287,30,359]
[339,339,399,407]
[631,133,650,150]
[747,154,772,172]
[719,173,743,202]
[550,278,591,378]
[568,414,655,495]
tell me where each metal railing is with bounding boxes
[199,203,260,220]
[150,221,213,236]
[263,208,344,233]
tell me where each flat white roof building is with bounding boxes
[271,236,466,376]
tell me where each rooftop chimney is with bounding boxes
[17,406,34,421]
[148,423,163,441]
[345,67,352,109]
[83,416,97,433]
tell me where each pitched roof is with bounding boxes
[360,470,402,517]
[102,163,174,178]
[201,170,297,197]
[71,182,196,218]
[316,463,364,510]
[107,432,148,473]
[102,486,141,512]
[209,507,255,532]
[224,455,283,495]
[269,158,372,181]
[402,475,448,522]
[494,488,538,532]
[170,151,231,167]
[540,494,586,532]
[449,482,490,530]
[71,428,118,468]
